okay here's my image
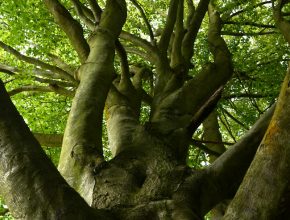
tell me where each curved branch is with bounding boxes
[120,31,158,59]
[182,0,210,62]
[0,80,109,219]
[158,0,179,53]
[272,0,290,44]
[8,85,74,97]
[0,41,76,82]
[130,0,155,45]
[48,53,76,75]
[115,40,133,90]
[171,0,185,68]
[0,63,18,75]
[228,1,272,19]
[172,105,274,219]
[70,0,96,30]
[44,0,90,63]
[88,0,102,22]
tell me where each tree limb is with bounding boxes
[88,0,102,22]
[43,0,90,63]
[221,31,278,36]
[48,53,75,75]
[130,0,155,45]
[0,41,76,82]
[0,80,110,220]
[228,1,272,19]
[120,31,158,59]
[70,0,95,30]
[8,85,74,97]
[170,0,185,68]
[0,63,18,75]
[158,0,179,54]
[172,104,274,218]
[182,0,210,62]
[58,0,127,203]
[34,133,63,147]
[272,0,290,44]
[223,21,275,29]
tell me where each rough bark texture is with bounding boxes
[1,1,287,219]
[57,0,127,204]
[223,68,290,220]
[0,81,110,220]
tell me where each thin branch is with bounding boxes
[223,21,276,29]
[70,0,96,30]
[158,0,179,53]
[88,0,102,22]
[124,46,156,63]
[115,40,132,88]
[171,0,185,68]
[229,1,272,19]
[8,85,74,97]
[34,76,75,87]
[182,0,210,62]
[0,63,18,75]
[221,107,249,130]
[219,113,237,143]
[0,41,76,82]
[120,31,158,59]
[221,31,278,36]
[44,0,90,63]
[48,53,75,75]
[130,0,155,45]
[192,139,234,146]
[190,140,222,157]
[223,93,270,99]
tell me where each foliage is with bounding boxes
[0,0,290,219]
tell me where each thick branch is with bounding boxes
[224,68,290,219]
[0,80,109,220]
[88,0,102,22]
[172,106,274,219]
[34,133,63,147]
[171,0,185,68]
[58,0,127,203]
[71,0,95,30]
[272,0,290,44]
[158,0,179,53]
[0,63,18,75]
[204,105,275,215]
[203,110,226,162]
[43,0,90,63]
[182,0,210,62]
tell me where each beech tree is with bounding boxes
[1,0,290,219]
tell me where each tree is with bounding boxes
[0,0,290,219]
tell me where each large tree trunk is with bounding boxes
[223,67,290,220]
[1,1,287,219]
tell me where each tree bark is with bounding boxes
[0,80,109,220]
[223,67,290,219]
